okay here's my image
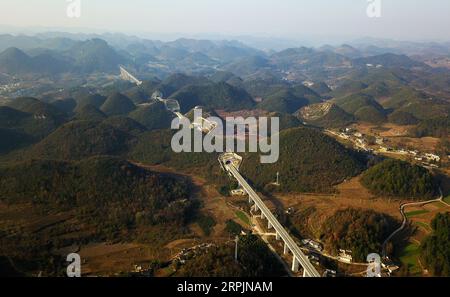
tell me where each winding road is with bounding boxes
[382,188,444,257]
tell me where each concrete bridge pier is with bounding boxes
[261,212,266,220]
[291,257,299,272]
[218,153,320,278]
[253,204,259,212]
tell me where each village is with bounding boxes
[325,128,443,169]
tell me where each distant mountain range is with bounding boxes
[0,47,70,75]
[1,33,449,79]
[0,32,449,132]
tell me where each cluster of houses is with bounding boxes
[0,82,21,94]
[130,242,215,275]
[301,239,324,252]
[338,249,353,264]
[172,243,216,266]
[328,128,442,168]
[366,63,384,68]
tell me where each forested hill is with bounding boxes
[241,127,365,193]
[361,159,437,200]
[0,156,194,235]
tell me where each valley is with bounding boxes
[0,31,449,278]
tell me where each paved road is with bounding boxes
[382,188,444,257]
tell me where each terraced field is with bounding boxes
[399,243,422,275]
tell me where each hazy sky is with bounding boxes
[1,0,450,41]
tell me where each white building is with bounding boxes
[338,249,353,263]
[424,153,440,162]
[375,137,384,145]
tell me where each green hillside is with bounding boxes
[258,89,309,113]
[225,55,270,77]
[362,81,398,98]
[335,93,386,123]
[102,116,147,136]
[353,105,387,123]
[74,94,107,111]
[0,128,33,154]
[73,104,107,122]
[410,116,449,138]
[420,213,450,276]
[0,156,194,272]
[270,112,303,131]
[0,103,65,140]
[129,102,175,130]
[0,106,30,126]
[369,85,449,121]
[332,81,368,98]
[27,120,134,160]
[240,127,365,193]
[172,82,255,113]
[361,159,437,199]
[290,84,322,103]
[100,92,136,116]
[6,97,66,119]
[68,38,125,73]
[0,47,69,75]
[124,80,161,104]
[241,76,289,98]
[298,102,354,128]
[320,208,397,262]
[353,53,428,69]
[398,99,449,120]
[129,129,227,188]
[387,111,418,125]
[309,82,331,95]
[50,98,76,114]
[156,73,209,97]
[383,87,424,109]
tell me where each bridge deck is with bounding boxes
[227,165,321,277]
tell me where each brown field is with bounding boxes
[0,202,82,237]
[352,122,413,137]
[404,201,450,242]
[273,176,404,235]
[388,137,441,153]
[424,57,450,69]
[137,163,240,239]
[2,158,449,276]
[77,243,169,276]
[352,123,441,153]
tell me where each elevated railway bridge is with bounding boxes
[219,152,321,277]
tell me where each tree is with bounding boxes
[420,212,450,276]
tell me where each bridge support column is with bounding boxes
[303,270,308,277]
[291,257,299,272]
[261,212,265,220]
[268,221,273,229]
[248,196,252,204]
[276,232,280,240]
[283,243,289,255]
